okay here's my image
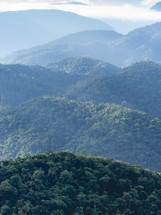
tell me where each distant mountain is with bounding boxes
[0,9,112,57]
[151,2,161,11]
[1,96,161,172]
[66,61,161,119]
[1,30,122,65]
[66,1,88,5]
[1,151,161,215]
[3,22,161,67]
[45,57,121,75]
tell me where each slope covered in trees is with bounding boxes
[66,61,161,119]
[1,96,161,172]
[1,151,161,215]
[3,22,161,67]
[0,61,161,120]
[45,57,121,76]
[0,64,81,107]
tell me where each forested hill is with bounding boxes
[66,61,161,119]
[0,61,161,120]
[1,151,161,215]
[1,96,161,172]
[0,59,120,108]
[45,56,121,75]
[0,63,82,107]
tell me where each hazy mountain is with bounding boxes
[45,56,121,75]
[3,22,161,67]
[151,2,161,11]
[0,9,112,57]
[1,96,161,172]
[1,151,161,215]
[1,30,122,66]
[66,61,161,119]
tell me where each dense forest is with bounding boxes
[45,56,120,76]
[66,61,161,119]
[1,96,161,172]
[1,151,161,215]
[0,63,81,107]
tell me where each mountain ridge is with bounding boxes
[3,22,161,67]
[0,9,112,57]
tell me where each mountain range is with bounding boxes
[1,59,161,120]
[1,8,161,214]
[2,22,161,67]
[0,58,121,107]
[0,9,112,57]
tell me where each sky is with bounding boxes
[0,0,161,20]
[0,0,161,33]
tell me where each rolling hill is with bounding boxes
[0,59,121,108]
[45,56,121,75]
[0,9,112,57]
[66,61,161,119]
[2,22,161,67]
[1,151,161,214]
[0,64,81,107]
[1,96,161,172]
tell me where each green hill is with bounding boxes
[45,57,121,76]
[0,64,81,107]
[66,61,161,119]
[1,96,161,172]
[1,151,161,215]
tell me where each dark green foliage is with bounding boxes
[45,57,120,76]
[66,61,161,119]
[0,151,161,214]
[1,96,161,172]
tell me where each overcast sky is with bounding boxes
[0,0,161,22]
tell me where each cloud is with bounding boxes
[0,0,161,23]
[141,0,161,7]
[49,3,161,21]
